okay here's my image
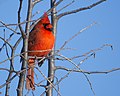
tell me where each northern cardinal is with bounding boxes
[26,13,55,90]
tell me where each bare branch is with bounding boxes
[0,68,27,89]
[80,44,113,57]
[57,0,106,19]
[5,36,22,95]
[0,29,15,52]
[35,67,61,96]
[0,20,20,34]
[0,68,17,73]
[56,66,120,74]
[0,55,15,65]
[18,0,25,37]
[54,44,116,95]
[57,0,75,13]
[0,20,35,28]
[5,33,21,95]
[55,53,96,95]
[13,36,22,49]
[0,36,13,50]
[33,0,43,6]
[86,68,120,74]
[57,22,96,53]
[17,0,33,95]
[47,0,64,14]
[4,30,10,59]
[46,0,57,96]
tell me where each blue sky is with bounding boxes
[0,0,120,96]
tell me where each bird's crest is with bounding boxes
[41,12,50,24]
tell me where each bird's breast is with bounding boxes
[28,31,55,57]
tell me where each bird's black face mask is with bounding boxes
[43,23,53,31]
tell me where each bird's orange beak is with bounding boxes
[46,24,52,28]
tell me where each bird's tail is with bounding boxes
[26,59,35,90]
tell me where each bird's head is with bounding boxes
[34,13,53,31]
[41,13,53,31]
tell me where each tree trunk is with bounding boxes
[46,0,57,96]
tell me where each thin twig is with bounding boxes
[0,36,13,50]
[18,0,25,37]
[0,68,27,89]
[0,27,21,52]
[56,66,120,74]
[55,44,113,61]
[47,0,64,14]
[57,0,75,13]
[4,30,10,59]
[0,20,20,34]
[0,20,35,27]
[0,54,20,65]
[57,22,96,53]
[56,53,96,95]
[0,68,17,73]
[33,0,43,6]
[35,67,61,96]
[57,0,106,19]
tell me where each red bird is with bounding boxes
[26,13,55,90]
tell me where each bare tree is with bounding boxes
[0,0,120,96]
